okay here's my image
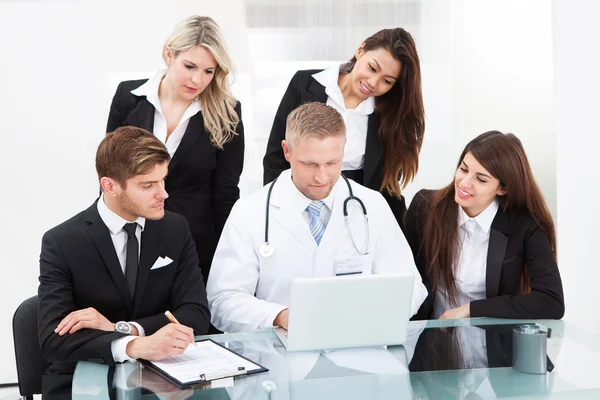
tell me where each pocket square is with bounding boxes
[151,256,173,270]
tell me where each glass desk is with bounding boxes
[70,318,600,399]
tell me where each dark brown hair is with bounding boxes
[421,131,556,305]
[96,126,170,188]
[348,28,425,197]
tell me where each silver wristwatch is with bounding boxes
[115,321,132,334]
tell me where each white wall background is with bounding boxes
[0,0,570,384]
[404,0,555,214]
[553,0,600,335]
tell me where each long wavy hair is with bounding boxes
[163,16,239,149]
[347,28,425,197]
[421,131,556,306]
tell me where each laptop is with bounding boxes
[274,274,415,352]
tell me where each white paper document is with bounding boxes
[148,340,262,385]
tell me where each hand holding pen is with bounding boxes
[125,316,197,360]
[165,310,198,348]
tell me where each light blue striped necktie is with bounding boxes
[307,201,326,245]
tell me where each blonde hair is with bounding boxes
[98,126,170,188]
[285,102,346,147]
[163,16,239,149]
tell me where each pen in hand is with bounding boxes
[165,310,198,348]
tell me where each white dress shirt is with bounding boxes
[287,181,335,228]
[433,199,500,318]
[312,67,375,171]
[130,70,201,158]
[96,196,147,363]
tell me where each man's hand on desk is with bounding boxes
[273,308,289,330]
[438,303,470,320]
[55,307,115,335]
[126,323,195,361]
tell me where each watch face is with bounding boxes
[116,321,131,334]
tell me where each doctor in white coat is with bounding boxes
[207,102,427,333]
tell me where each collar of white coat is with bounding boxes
[269,169,339,213]
[130,69,201,116]
[97,194,146,235]
[312,66,375,115]
[458,198,499,235]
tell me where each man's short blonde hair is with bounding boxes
[285,102,346,147]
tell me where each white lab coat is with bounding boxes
[207,170,427,332]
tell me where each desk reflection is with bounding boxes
[70,323,558,399]
[409,324,555,399]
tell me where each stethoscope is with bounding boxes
[259,174,370,258]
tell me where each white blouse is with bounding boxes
[433,199,500,318]
[312,66,375,171]
[130,70,202,158]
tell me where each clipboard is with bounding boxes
[140,339,268,388]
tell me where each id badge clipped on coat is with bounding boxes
[335,254,372,276]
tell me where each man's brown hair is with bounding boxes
[285,102,346,147]
[96,126,170,188]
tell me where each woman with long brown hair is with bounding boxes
[405,131,564,320]
[263,28,424,231]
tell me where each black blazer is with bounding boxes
[405,189,565,320]
[106,80,244,279]
[37,202,211,391]
[262,69,407,231]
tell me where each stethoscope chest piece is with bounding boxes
[259,242,275,258]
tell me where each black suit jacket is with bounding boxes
[405,189,565,320]
[106,79,244,279]
[37,201,211,388]
[262,69,407,231]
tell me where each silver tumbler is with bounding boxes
[512,324,548,374]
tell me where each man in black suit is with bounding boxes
[37,126,210,396]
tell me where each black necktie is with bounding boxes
[123,222,139,298]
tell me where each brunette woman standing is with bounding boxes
[263,28,424,231]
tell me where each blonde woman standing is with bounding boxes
[107,16,244,282]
